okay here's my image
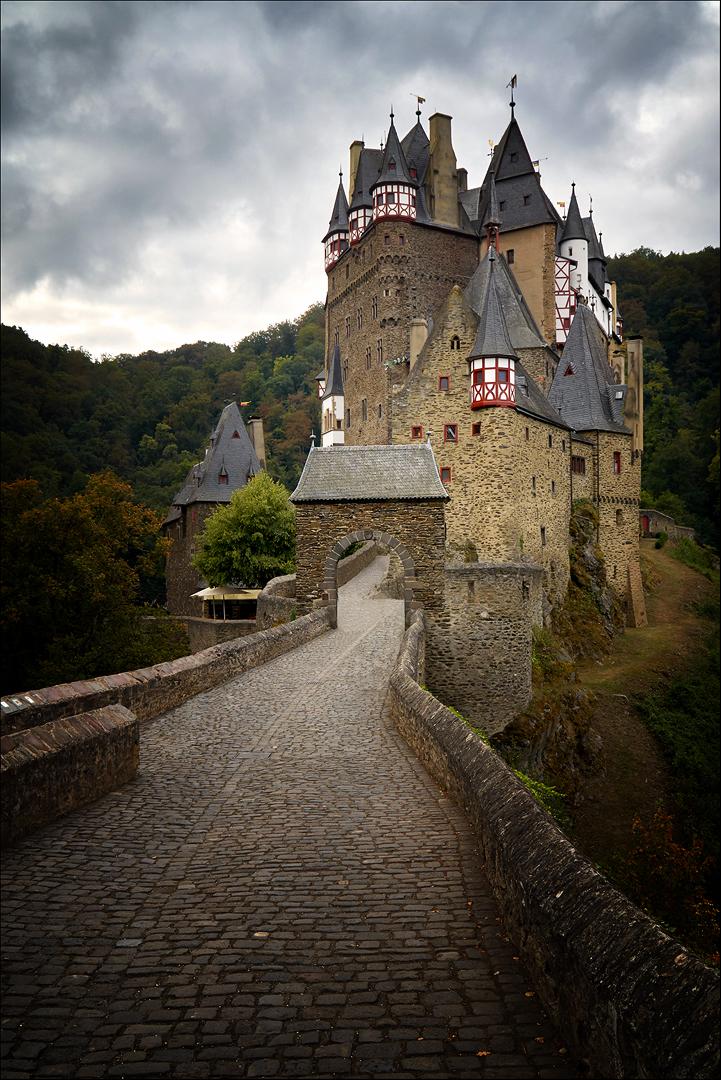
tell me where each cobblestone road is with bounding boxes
[2,559,577,1079]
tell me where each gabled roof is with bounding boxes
[322,342,344,400]
[468,250,518,361]
[464,246,550,352]
[290,444,449,503]
[372,115,416,188]
[323,178,349,241]
[162,402,261,523]
[515,361,571,430]
[560,185,586,243]
[401,118,430,185]
[547,305,631,434]
[349,147,382,211]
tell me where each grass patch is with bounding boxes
[671,537,720,584]
[338,541,365,561]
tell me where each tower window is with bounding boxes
[399,235,405,245]
[389,159,396,170]
[499,200,506,211]
[376,339,383,365]
[552,481,555,494]
[410,167,417,179]
[444,424,457,442]
[345,316,351,338]
[384,235,391,245]
[412,425,423,439]
[613,451,621,474]
[572,456,586,474]
[371,295,378,319]
[548,434,553,448]
[334,328,339,346]
[562,439,566,452]
[506,249,514,264]
[366,346,372,370]
[361,398,368,422]
[525,427,529,440]
[450,336,460,350]
[378,404,382,419]
[616,508,624,526]
[510,152,518,163]
[541,526,546,546]
[523,195,531,205]
[357,307,363,330]
[342,360,349,383]
[532,476,536,491]
[472,423,481,436]
[219,473,228,484]
[440,467,451,482]
[346,408,351,428]
[439,376,450,391]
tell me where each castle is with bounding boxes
[316,97,646,629]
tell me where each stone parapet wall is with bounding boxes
[257,574,297,630]
[336,540,378,586]
[640,509,695,543]
[1,610,331,738]
[425,563,543,735]
[389,611,719,1079]
[186,617,258,653]
[1,705,139,847]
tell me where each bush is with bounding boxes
[655,531,668,548]
[671,537,720,583]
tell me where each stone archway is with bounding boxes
[323,530,416,629]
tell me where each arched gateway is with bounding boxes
[290,444,449,627]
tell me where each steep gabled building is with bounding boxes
[162,402,262,616]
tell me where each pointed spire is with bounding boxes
[482,170,502,250]
[324,176,349,240]
[560,183,586,243]
[323,342,344,399]
[468,250,519,362]
[373,110,416,188]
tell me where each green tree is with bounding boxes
[1,472,182,694]
[192,472,295,588]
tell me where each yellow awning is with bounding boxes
[191,588,261,600]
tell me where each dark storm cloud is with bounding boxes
[1,0,718,354]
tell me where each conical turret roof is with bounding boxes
[322,342,344,400]
[323,177,349,242]
[401,117,430,184]
[349,147,381,210]
[372,113,416,188]
[560,185,586,243]
[547,305,630,433]
[468,250,518,361]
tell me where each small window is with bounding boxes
[510,152,518,163]
[439,376,450,391]
[444,424,457,443]
[219,473,228,484]
[506,249,514,264]
[472,423,481,436]
[548,435,553,449]
[346,263,350,279]
[399,235,405,245]
[450,336,461,350]
[523,195,531,206]
[499,200,506,211]
[384,288,391,297]
[357,307,363,330]
[551,481,555,494]
[525,427,530,441]
[564,365,574,376]
[410,167,417,179]
[376,339,383,365]
[572,456,586,474]
[361,399,368,422]
[342,360,348,383]
[613,451,621,474]
[541,526,546,546]
[345,408,351,428]
[345,316,351,338]
[412,425,423,440]
[232,430,240,438]
[366,346,372,370]
[545,361,549,377]
[616,508,624,526]
[378,404,382,419]
[371,295,378,319]
[532,476,536,491]
[440,467,451,482]
[384,235,391,245]
[562,440,566,452]
[389,159,396,171]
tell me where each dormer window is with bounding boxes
[232,430,240,438]
[410,167,417,179]
[219,472,228,484]
[564,366,574,376]
[510,152,518,163]
[499,201,506,212]
[523,195,531,205]
[389,159,396,170]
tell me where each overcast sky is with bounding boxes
[2,0,719,359]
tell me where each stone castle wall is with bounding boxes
[425,563,544,734]
[164,502,218,616]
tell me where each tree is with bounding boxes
[1,472,181,694]
[192,472,295,588]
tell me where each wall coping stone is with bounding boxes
[389,610,719,1079]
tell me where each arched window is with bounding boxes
[450,336,460,350]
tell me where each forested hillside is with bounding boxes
[1,247,718,545]
[1,304,324,515]
[607,246,719,547]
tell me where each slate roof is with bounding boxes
[162,402,261,525]
[349,148,382,211]
[547,305,631,434]
[560,185,586,243]
[373,115,417,188]
[322,342,344,399]
[290,444,449,502]
[473,116,561,235]
[401,119,430,185]
[482,171,502,228]
[464,246,550,352]
[515,361,570,430]
[468,250,518,361]
[323,178,349,241]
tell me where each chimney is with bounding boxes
[349,140,364,199]
[427,113,458,228]
[457,167,468,192]
[247,417,266,471]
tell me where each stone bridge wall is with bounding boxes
[389,610,719,1080]
[1,609,331,739]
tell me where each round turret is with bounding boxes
[370,111,418,225]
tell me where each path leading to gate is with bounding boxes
[2,558,576,1080]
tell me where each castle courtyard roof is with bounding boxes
[290,444,450,503]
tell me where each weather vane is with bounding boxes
[507,74,517,116]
